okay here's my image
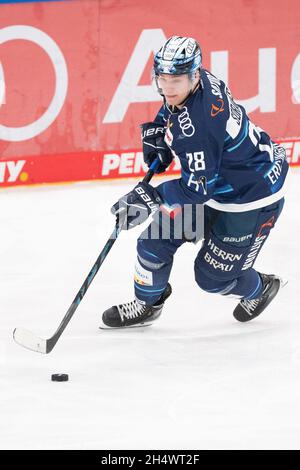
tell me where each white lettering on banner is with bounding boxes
[102,152,149,176]
[0,25,68,142]
[102,152,181,176]
[104,42,280,124]
[133,153,153,173]
[102,154,120,175]
[211,48,276,113]
[211,51,228,84]
[0,160,26,183]
[0,61,5,106]
[171,155,181,172]
[103,29,166,123]
[281,140,300,164]
[291,79,300,104]
[291,54,300,104]
[119,153,136,174]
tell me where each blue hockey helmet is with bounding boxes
[154,36,202,76]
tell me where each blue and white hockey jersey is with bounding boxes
[155,69,289,212]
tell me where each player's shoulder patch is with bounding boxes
[202,70,228,122]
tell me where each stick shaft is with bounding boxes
[39,159,160,353]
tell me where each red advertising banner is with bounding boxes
[0,0,300,187]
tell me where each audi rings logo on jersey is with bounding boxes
[0,25,68,142]
[178,107,195,137]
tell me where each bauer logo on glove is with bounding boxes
[111,182,163,230]
[140,122,173,174]
[134,185,159,213]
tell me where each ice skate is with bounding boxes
[233,273,284,322]
[101,283,172,329]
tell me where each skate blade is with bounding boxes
[99,322,153,330]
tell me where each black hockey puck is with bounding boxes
[51,374,69,382]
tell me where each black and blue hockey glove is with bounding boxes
[140,122,173,174]
[111,182,163,230]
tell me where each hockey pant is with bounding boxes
[134,198,284,305]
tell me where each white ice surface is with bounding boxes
[0,171,299,450]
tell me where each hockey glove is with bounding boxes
[140,122,173,174]
[111,182,163,230]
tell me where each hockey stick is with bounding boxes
[13,159,160,354]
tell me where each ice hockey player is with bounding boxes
[102,36,289,328]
